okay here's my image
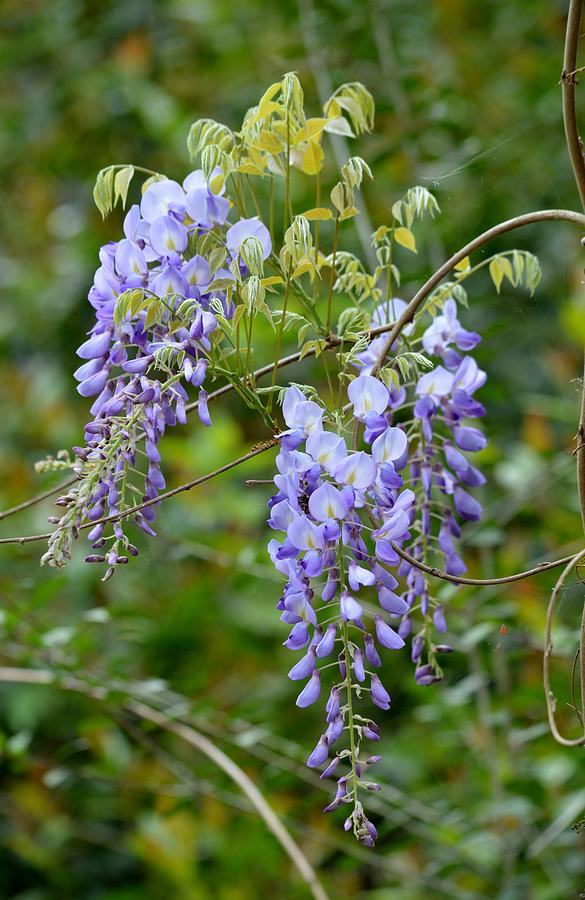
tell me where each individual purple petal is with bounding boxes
[226,217,272,259]
[453,356,486,394]
[141,179,185,223]
[308,483,348,521]
[415,664,441,686]
[433,605,447,633]
[378,585,409,615]
[326,687,341,722]
[306,430,347,473]
[348,560,376,591]
[326,715,344,745]
[316,624,337,658]
[287,517,325,551]
[284,622,310,650]
[74,357,104,381]
[296,670,321,707]
[353,648,365,682]
[152,264,188,297]
[149,215,188,256]
[371,426,408,465]
[370,674,391,710]
[348,374,389,419]
[416,366,454,399]
[453,486,482,521]
[288,647,317,680]
[77,330,112,359]
[364,633,381,667]
[334,452,377,489]
[340,591,363,622]
[115,239,147,277]
[198,389,212,427]
[320,757,340,779]
[183,254,211,290]
[453,425,486,452]
[374,615,405,650]
[77,369,109,397]
[445,552,467,576]
[307,735,329,768]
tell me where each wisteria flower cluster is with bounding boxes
[266,295,487,843]
[42,170,271,578]
[36,73,542,844]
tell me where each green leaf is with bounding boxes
[114,165,134,209]
[93,166,115,218]
[489,258,504,293]
[394,227,417,253]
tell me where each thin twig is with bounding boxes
[0,440,279,546]
[560,0,585,749]
[0,666,329,900]
[126,700,330,900]
[391,542,583,587]
[543,548,585,747]
[561,0,585,210]
[0,477,76,522]
[369,208,585,374]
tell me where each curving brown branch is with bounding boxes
[0,665,330,900]
[543,549,585,747]
[0,477,77,522]
[391,542,583,588]
[562,0,585,210]
[369,208,585,374]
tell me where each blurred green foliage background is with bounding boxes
[1,0,585,897]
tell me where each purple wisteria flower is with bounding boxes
[43,169,271,576]
[267,379,417,843]
[267,290,487,842]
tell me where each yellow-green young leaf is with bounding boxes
[232,304,246,331]
[372,225,390,242]
[300,140,324,176]
[93,168,115,218]
[257,300,274,326]
[292,259,315,279]
[257,129,283,154]
[499,256,514,285]
[299,340,317,360]
[257,81,282,115]
[114,166,134,209]
[394,227,417,253]
[380,367,399,388]
[294,117,329,144]
[144,299,163,330]
[455,255,470,272]
[210,173,225,194]
[324,116,354,137]
[301,207,334,221]
[339,206,359,221]
[261,275,284,289]
[235,160,265,176]
[489,258,504,293]
[330,182,348,214]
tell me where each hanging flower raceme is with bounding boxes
[268,378,416,844]
[268,294,488,840]
[42,169,271,577]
